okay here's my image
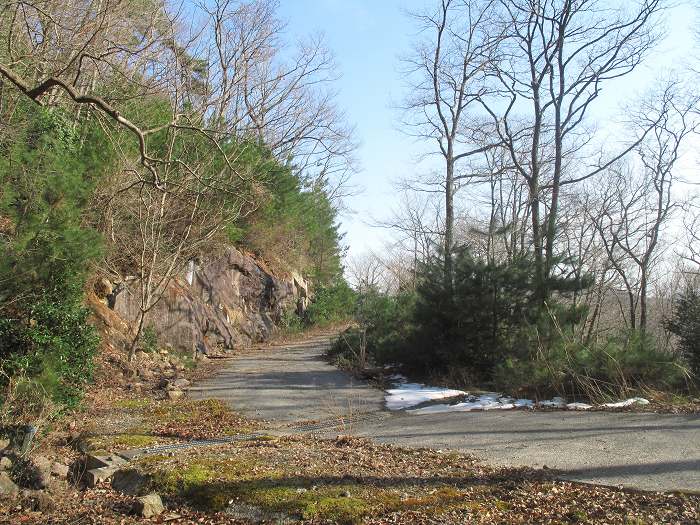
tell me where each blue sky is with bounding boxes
[278,1,698,259]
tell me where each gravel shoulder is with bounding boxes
[190,335,700,493]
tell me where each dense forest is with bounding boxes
[0,0,354,415]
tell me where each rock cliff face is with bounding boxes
[101,247,309,355]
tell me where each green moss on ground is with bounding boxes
[81,398,259,453]
[136,447,495,524]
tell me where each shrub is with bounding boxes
[306,280,356,326]
[280,308,305,334]
[0,284,100,410]
[355,289,416,366]
[403,250,587,375]
[493,328,688,400]
[0,104,104,412]
[665,285,700,378]
[141,326,159,353]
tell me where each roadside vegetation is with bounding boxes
[332,254,697,403]
[0,0,353,422]
[1,0,699,523]
[337,0,700,405]
[5,393,699,524]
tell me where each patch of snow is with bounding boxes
[537,397,567,408]
[384,376,651,415]
[406,393,534,414]
[567,402,593,410]
[384,383,467,411]
[603,397,650,408]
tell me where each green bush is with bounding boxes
[141,326,159,353]
[0,284,100,410]
[355,289,416,366]
[280,308,305,334]
[338,251,687,400]
[665,285,700,378]
[493,329,687,400]
[305,280,356,326]
[397,250,586,376]
[0,104,104,412]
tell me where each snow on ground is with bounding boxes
[603,397,650,408]
[384,376,648,414]
[410,395,534,414]
[384,380,467,411]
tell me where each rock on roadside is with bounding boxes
[134,493,164,518]
[22,490,55,512]
[111,469,149,496]
[166,389,185,401]
[0,472,19,495]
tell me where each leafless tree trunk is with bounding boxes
[401,0,501,292]
[588,82,697,332]
[478,0,665,304]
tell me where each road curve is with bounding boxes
[190,335,700,493]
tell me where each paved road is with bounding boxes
[190,335,700,493]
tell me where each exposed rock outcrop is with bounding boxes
[99,247,309,355]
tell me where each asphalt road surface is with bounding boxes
[190,334,700,493]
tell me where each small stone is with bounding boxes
[51,462,70,479]
[0,439,9,451]
[31,456,52,489]
[134,493,164,518]
[138,367,154,380]
[112,469,148,496]
[0,457,12,471]
[166,389,184,401]
[339,490,351,498]
[172,378,190,389]
[25,491,55,512]
[85,467,117,487]
[0,472,18,495]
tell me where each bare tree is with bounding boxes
[202,0,358,200]
[588,83,697,331]
[478,0,666,303]
[680,201,700,272]
[401,0,501,290]
[371,189,444,290]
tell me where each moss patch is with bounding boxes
[138,442,503,523]
[111,433,158,448]
[122,433,700,524]
[81,398,259,453]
